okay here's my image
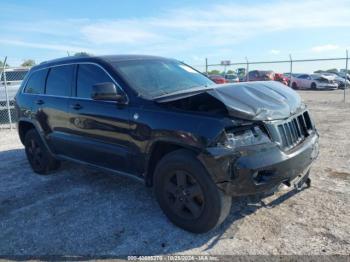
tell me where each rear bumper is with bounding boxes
[198,132,319,196]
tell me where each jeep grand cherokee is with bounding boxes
[15,55,319,233]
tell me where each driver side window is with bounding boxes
[76,64,115,99]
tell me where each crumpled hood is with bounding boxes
[207,81,304,121]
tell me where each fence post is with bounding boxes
[2,57,12,130]
[344,50,348,102]
[245,57,249,81]
[205,58,208,75]
[289,54,293,87]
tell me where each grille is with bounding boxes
[266,111,314,150]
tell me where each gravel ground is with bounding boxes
[0,90,349,257]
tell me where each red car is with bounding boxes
[274,73,289,86]
[208,74,227,84]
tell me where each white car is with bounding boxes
[321,73,350,89]
[291,73,338,90]
[1,68,29,109]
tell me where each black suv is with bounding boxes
[15,55,319,233]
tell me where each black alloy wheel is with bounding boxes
[24,129,60,174]
[154,149,232,233]
[164,170,204,220]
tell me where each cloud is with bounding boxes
[269,49,281,55]
[0,39,94,53]
[311,44,340,52]
[1,0,350,63]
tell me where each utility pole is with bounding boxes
[344,50,348,102]
[289,54,293,87]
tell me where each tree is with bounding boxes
[208,69,221,75]
[326,68,338,74]
[226,69,235,74]
[0,60,9,68]
[21,59,36,67]
[74,52,91,57]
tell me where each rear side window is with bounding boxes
[76,64,113,98]
[24,69,47,94]
[46,65,74,96]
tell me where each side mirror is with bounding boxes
[91,82,125,102]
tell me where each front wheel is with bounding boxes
[24,129,60,175]
[311,82,317,90]
[154,149,231,233]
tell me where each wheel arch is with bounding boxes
[144,140,201,187]
[18,120,37,144]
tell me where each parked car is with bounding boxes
[245,70,275,81]
[290,73,338,90]
[319,73,350,89]
[274,73,289,86]
[224,73,239,83]
[208,74,227,84]
[1,68,29,111]
[15,55,319,233]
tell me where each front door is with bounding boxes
[66,63,132,173]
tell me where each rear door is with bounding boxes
[41,64,75,155]
[66,63,132,173]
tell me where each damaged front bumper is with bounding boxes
[198,132,319,196]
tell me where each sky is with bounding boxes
[0,0,349,73]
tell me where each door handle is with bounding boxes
[71,103,82,110]
[36,99,44,105]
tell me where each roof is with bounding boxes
[34,54,171,71]
[99,54,170,63]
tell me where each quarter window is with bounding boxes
[46,65,74,96]
[76,64,113,98]
[24,69,47,94]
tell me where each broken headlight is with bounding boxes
[219,126,270,149]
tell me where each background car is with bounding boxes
[224,73,239,83]
[1,68,29,112]
[245,70,275,81]
[319,73,350,89]
[208,74,227,84]
[290,73,338,90]
[274,73,289,85]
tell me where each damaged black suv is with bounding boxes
[15,55,319,233]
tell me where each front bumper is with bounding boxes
[317,84,338,89]
[198,132,319,196]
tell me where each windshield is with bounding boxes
[112,59,214,98]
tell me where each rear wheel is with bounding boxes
[154,149,231,233]
[24,129,60,175]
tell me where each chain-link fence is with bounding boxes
[194,51,350,102]
[1,54,349,131]
[0,62,30,130]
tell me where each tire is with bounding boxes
[311,82,317,90]
[24,129,60,175]
[292,82,298,89]
[153,149,231,233]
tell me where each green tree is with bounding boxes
[0,60,9,68]
[208,69,221,75]
[21,59,36,67]
[74,52,91,57]
[226,69,235,74]
[326,68,338,74]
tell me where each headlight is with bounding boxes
[219,126,270,149]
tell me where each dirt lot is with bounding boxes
[0,90,349,257]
